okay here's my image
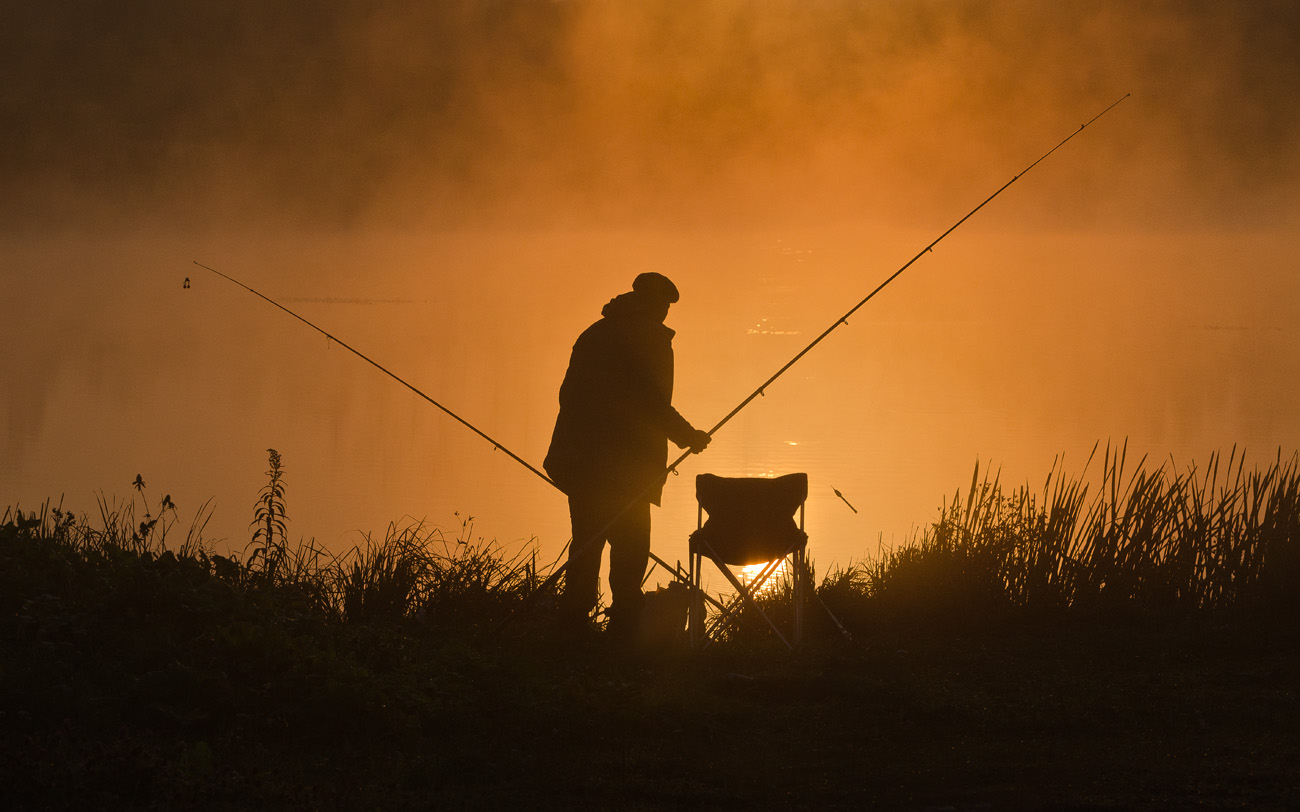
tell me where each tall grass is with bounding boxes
[334,514,552,629]
[2,453,551,633]
[2,481,216,562]
[1,499,553,632]
[839,443,1300,631]
[7,443,1299,647]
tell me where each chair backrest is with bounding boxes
[692,473,808,566]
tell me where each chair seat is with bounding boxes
[689,473,809,566]
[689,522,807,566]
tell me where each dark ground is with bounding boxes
[5,620,1298,810]
[2,541,1298,810]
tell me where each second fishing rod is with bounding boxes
[504,93,1131,626]
[203,94,1128,629]
[195,259,706,592]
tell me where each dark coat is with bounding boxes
[544,292,696,505]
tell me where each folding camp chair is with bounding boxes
[688,473,809,649]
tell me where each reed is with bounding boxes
[331,515,551,628]
[7,442,1298,648]
[842,442,1300,629]
[2,484,550,635]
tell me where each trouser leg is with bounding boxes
[607,500,651,622]
[561,495,607,624]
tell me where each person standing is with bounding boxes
[544,272,710,637]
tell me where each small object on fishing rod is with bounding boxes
[832,487,858,514]
[198,259,704,636]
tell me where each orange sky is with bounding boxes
[4,2,1300,571]
[4,1,1298,231]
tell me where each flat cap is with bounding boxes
[632,272,679,304]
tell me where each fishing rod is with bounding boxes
[194,260,706,596]
[207,94,1130,634]
[500,94,1130,632]
[664,93,1131,476]
[194,260,553,485]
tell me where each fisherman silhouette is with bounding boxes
[544,272,710,639]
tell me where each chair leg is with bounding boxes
[701,556,783,643]
[794,549,805,648]
[710,558,794,650]
[692,544,811,651]
[689,552,703,648]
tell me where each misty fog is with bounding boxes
[4,1,1299,568]
[5,0,1298,230]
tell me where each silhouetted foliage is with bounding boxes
[4,446,1300,809]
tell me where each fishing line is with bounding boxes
[200,94,1129,634]
[502,94,1130,631]
[665,93,1131,475]
[193,260,704,603]
[193,260,553,486]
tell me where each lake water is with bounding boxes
[5,222,1299,590]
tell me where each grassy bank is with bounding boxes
[3,445,1298,809]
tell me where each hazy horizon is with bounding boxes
[5,1,1299,576]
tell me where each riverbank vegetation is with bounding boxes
[3,444,1297,809]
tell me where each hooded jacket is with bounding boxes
[544,291,696,504]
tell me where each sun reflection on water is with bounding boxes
[739,559,789,597]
